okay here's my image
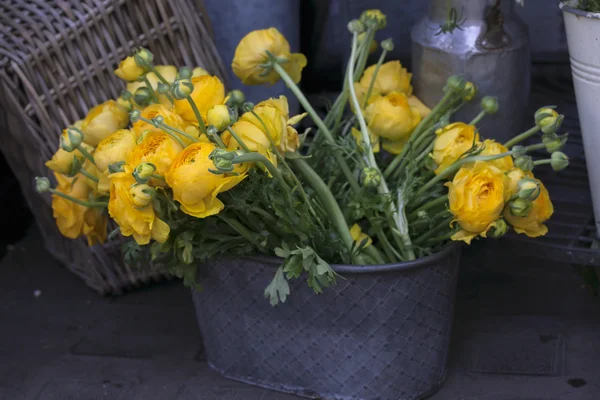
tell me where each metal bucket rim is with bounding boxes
[560,1,600,19]
[242,243,460,274]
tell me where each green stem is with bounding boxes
[289,158,357,259]
[250,206,278,225]
[504,126,541,148]
[145,66,175,104]
[151,173,165,181]
[375,227,401,262]
[424,233,454,245]
[271,61,361,193]
[413,217,453,245]
[49,188,107,208]
[407,195,448,218]
[233,152,285,183]
[363,49,387,108]
[469,110,487,126]
[217,215,266,252]
[363,244,386,265]
[187,97,212,140]
[142,76,160,103]
[415,141,434,164]
[353,28,375,81]
[80,169,99,183]
[533,159,552,166]
[225,127,251,152]
[383,90,456,179]
[77,146,96,166]
[413,150,516,200]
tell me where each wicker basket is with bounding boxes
[0,0,226,295]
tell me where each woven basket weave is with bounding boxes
[0,0,226,294]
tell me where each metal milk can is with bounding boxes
[411,0,531,143]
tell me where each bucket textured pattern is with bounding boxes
[192,245,461,400]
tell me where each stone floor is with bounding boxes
[0,230,599,400]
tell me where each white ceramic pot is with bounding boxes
[561,1,600,236]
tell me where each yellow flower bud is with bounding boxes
[364,92,420,141]
[108,172,169,245]
[508,198,533,217]
[170,79,194,100]
[165,142,247,218]
[360,9,387,30]
[116,96,133,111]
[514,155,534,171]
[481,96,499,114]
[232,27,307,85]
[535,107,563,134]
[129,184,156,208]
[127,131,183,185]
[517,177,541,201]
[504,179,553,238]
[81,100,130,146]
[486,219,508,239]
[463,81,477,101]
[114,56,145,81]
[94,129,138,173]
[360,167,381,189]
[173,75,225,123]
[350,224,373,248]
[447,161,511,244]
[358,61,413,97]
[207,105,231,131]
[432,123,479,175]
[551,151,569,171]
[35,177,51,193]
[133,163,157,184]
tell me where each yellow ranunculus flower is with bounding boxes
[207,104,231,131]
[46,148,84,177]
[222,120,277,166]
[447,161,511,244]
[174,75,225,123]
[132,103,186,136]
[139,65,178,106]
[52,173,89,239]
[364,92,421,141]
[108,171,170,245]
[240,103,287,146]
[504,179,553,237]
[407,95,431,118]
[359,61,413,97]
[280,126,301,153]
[480,139,513,172]
[94,129,138,173]
[432,122,480,175]
[381,137,409,155]
[351,127,380,153]
[127,131,183,184]
[81,100,130,146]
[83,207,108,246]
[350,224,372,247]
[232,27,307,85]
[114,56,145,81]
[165,142,247,218]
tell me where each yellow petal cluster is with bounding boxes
[364,92,421,141]
[480,139,513,172]
[447,161,511,244]
[350,224,372,247]
[114,56,145,82]
[504,179,553,237]
[51,173,107,245]
[108,171,169,245]
[232,27,307,85]
[358,61,413,97]
[174,75,225,123]
[432,123,479,175]
[127,131,183,185]
[94,129,137,173]
[165,142,246,218]
[81,100,130,146]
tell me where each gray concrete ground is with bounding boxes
[0,230,599,400]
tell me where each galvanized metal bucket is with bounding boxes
[191,245,461,400]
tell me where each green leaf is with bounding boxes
[283,254,303,279]
[264,266,290,306]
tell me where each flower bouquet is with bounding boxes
[34,8,569,399]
